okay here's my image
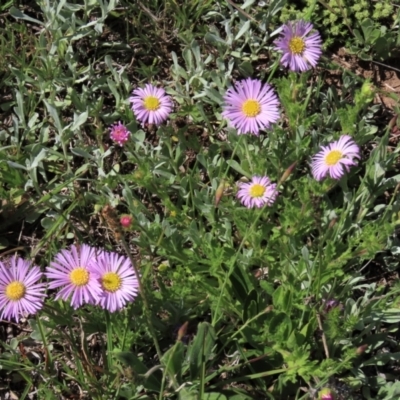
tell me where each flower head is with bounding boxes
[0,256,46,322]
[45,245,103,309]
[222,78,280,135]
[274,20,322,72]
[237,176,278,208]
[90,251,139,312]
[129,84,173,126]
[110,122,130,146]
[311,135,360,181]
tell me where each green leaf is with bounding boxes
[161,342,185,383]
[204,88,223,105]
[243,289,259,322]
[238,60,253,77]
[9,6,44,25]
[362,352,400,367]
[268,312,292,341]
[203,393,228,400]
[70,111,88,132]
[273,286,292,313]
[178,389,198,400]
[189,322,216,380]
[235,20,251,40]
[43,100,63,133]
[227,160,250,177]
[353,29,364,44]
[115,351,161,392]
[360,18,374,42]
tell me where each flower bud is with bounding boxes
[120,215,133,229]
[319,387,334,400]
[177,321,189,341]
[265,305,274,313]
[278,162,297,185]
[356,344,368,355]
[215,180,225,206]
[328,218,337,230]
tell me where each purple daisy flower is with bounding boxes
[45,244,103,309]
[274,20,322,72]
[311,135,360,181]
[129,83,173,126]
[222,78,280,135]
[0,256,46,322]
[90,251,139,313]
[110,122,130,146]
[237,176,278,208]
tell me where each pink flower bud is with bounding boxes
[356,344,368,355]
[278,162,297,184]
[177,321,189,341]
[319,387,334,400]
[120,215,133,229]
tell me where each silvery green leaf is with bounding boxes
[44,100,63,133]
[204,33,226,45]
[227,160,250,177]
[9,7,44,25]
[242,0,256,8]
[71,148,92,159]
[235,20,251,40]
[7,161,27,170]
[203,88,223,104]
[29,148,47,170]
[70,111,88,132]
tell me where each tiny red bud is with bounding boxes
[120,215,133,228]
[319,387,334,400]
[356,344,368,355]
[278,162,297,184]
[328,218,337,229]
[177,321,189,341]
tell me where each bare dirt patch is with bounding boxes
[332,48,400,110]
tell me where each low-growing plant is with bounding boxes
[280,0,400,60]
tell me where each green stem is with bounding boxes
[267,56,281,83]
[243,135,254,173]
[158,342,180,400]
[119,236,163,361]
[36,314,53,373]
[120,308,130,352]
[212,203,272,326]
[104,310,113,370]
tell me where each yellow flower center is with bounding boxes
[242,99,261,117]
[325,150,343,166]
[289,36,306,55]
[102,272,122,292]
[143,96,160,111]
[69,267,90,287]
[249,184,266,198]
[5,281,26,301]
